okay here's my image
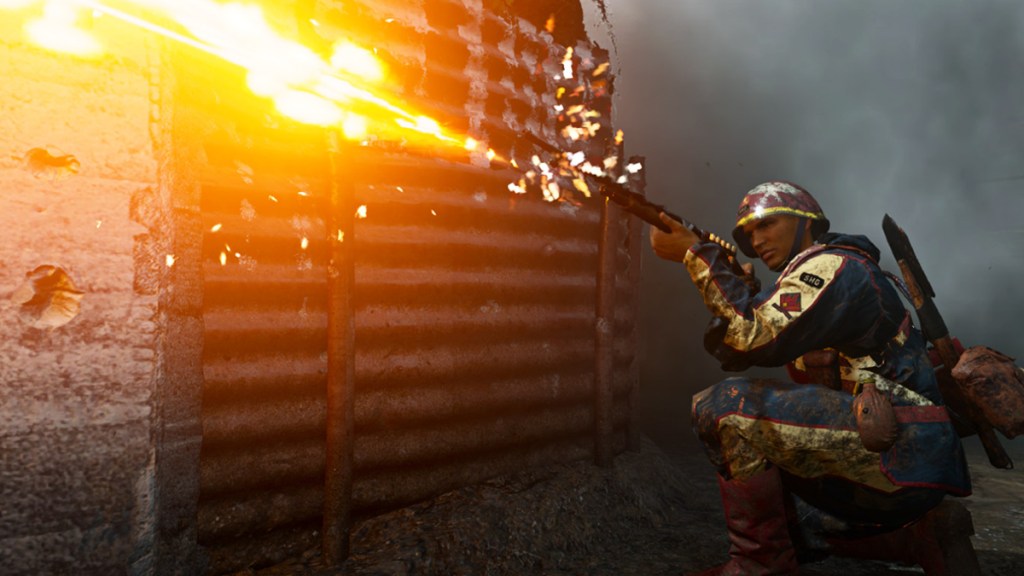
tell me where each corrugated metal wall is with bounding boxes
[191,1,641,571]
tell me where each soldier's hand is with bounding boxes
[649,212,701,263]
[740,262,761,293]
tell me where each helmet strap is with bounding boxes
[774,217,808,272]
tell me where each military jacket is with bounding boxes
[684,232,971,495]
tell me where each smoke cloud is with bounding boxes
[584,0,1024,453]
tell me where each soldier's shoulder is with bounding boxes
[818,232,882,259]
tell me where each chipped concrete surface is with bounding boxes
[0,21,161,576]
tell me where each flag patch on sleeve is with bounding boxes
[774,292,802,317]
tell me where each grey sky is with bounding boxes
[583,0,1024,449]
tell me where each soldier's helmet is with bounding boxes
[730,181,830,258]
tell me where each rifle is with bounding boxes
[882,214,1013,469]
[515,131,742,269]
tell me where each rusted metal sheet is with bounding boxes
[194,1,640,572]
[198,102,333,574]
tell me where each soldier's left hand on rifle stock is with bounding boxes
[649,212,758,291]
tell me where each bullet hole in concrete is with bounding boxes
[18,146,80,179]
[11,265,84,329]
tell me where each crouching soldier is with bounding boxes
[650,181,977,575]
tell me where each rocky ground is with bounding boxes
[248,436,1024,576]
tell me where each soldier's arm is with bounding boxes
[685,245,876,368]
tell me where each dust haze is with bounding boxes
[583,0,1024,453]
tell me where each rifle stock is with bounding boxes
[883,214,1013,469]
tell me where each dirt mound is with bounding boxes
[249,437,1024,576]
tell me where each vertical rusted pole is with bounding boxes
[323,131,356,565]
[594,196,620,467]
[625,156,646,452]
[624,218,643,452]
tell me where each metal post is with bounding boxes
[624,155,646,452]
[594,196,620,467]
[323,131,356,564]
[624,217,643,452]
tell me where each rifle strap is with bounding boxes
[883,270,912,302]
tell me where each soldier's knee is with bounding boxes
[692,377,754,439]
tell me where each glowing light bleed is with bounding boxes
[579,162,605,177]
[329,39,384,83]
[544,181,560,202]
[273,90,343,125]
[341,114,367,140]
[531,156,553,179]
[561,47,574,79]
[3,0,474,146]
[571,178,591,197]
[394,115,460,145]
[25,1,103,57]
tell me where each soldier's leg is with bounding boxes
[690,377,979,576]
[691,377,892,488]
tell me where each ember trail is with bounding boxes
[5,0,678,233]
[7,0,714,260]
[3,0,472,147]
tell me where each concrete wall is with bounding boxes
[0,17,167,576]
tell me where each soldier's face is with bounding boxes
[742,215,810,270]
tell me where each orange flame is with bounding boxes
[3,0,479,149]
[24,1,103,58]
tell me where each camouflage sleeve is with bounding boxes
[684,242,874,367]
